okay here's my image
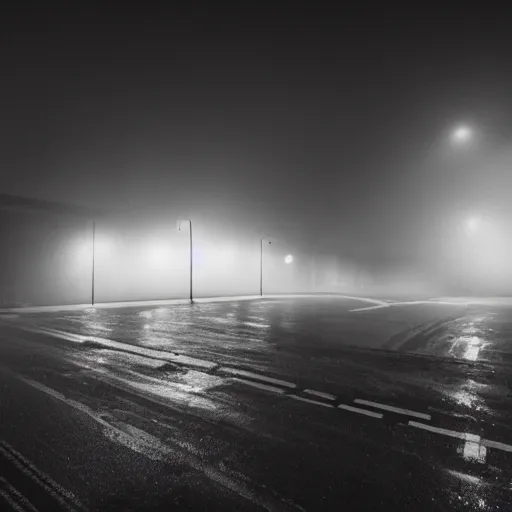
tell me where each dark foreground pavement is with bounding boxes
[0,296,511,510]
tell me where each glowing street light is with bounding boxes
[466,215,482,234]
[451,125,473,145]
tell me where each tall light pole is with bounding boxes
[260,238,271,297]
[91,219,96,306]
[177,219,193,303]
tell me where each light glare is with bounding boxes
[452,125,472,144]
[285,254,293,264]
[466,216,481,234]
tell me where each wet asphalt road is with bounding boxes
[0,296,511,510]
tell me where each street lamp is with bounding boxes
[260,239,271,297]
[91,219,96,305]
[466,215,482,235]
[177,219,193,303]
[451,125,473,145]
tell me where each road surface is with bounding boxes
[0,296,511,510]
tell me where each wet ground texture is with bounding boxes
[0,296,511,510]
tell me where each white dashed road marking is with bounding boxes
[354,399,431,420]
[303,389,337,400]
[408,421,467,439]
[481,439,512,453]
[290,395,334,408]
[20,325,512,459]
[337,404,383,419]
[220,368,296,388]
[232,378,287,394]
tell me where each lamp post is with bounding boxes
[177,219,193,303]
[91,219,96,306]
[260,238,271,297]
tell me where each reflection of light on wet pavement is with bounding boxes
[244,322,270,329]
[464,342,481,361]
[446,469,482,485]
[445,469,490,510]
[452,390,478,408]
[449,379,488,413]
[449,320,490,361]
[461,435,487,463]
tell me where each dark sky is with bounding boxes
[1,3,512,259]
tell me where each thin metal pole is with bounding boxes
[260,238,263,297]
[91,219,96,306]
[189,220,193,303]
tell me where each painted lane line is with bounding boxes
[23,325,84,343]
[408,421,481,441]
[260,294,389,307]
[14,379,289,512]
[337,404,383,419]
[0,489,25,512]
[0,442,85,511]
[219,368,296,388]
[303,389,337,401]
[350,304,390,312]
[350,299,468,312]
[232,378,286,394]
[408,421,490,462]
[354,399,431,420]
[0,441,86,511]
[24,326,218,371]
[0,446,77,512]
[290,395,334,408]
[0,477,38,512]
[481,439,512,453]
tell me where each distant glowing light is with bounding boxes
[452,125,472,144]
[466,216,481,234]
[284,254,293,264]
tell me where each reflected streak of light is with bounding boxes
[452,390,478,408]
[244,322,270,329]
[446,469,483,485]
[462,441,487,463]
[464,345,480,361]
[128,381,219,411]
[88,321,113,333]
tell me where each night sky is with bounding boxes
[1,3,512,261]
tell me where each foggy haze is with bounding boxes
[1,4,512,271]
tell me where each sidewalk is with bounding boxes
[0,293,391,314]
